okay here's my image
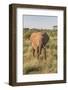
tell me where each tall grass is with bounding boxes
[23,28,57,74]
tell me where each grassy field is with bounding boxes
[23,28,57,75]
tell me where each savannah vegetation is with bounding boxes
[23,28,57,75]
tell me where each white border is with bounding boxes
[16,8,64,82]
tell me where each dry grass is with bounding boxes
[23,29,57,75]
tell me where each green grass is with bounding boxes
[23,28,57,75]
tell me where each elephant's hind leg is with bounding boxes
[44,47,46,60]
[32,48,35,57]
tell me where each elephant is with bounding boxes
[30,32,49,59]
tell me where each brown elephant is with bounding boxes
[30,32,49,59]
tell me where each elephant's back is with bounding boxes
[30,32,49,49]
[30,32,42,49]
